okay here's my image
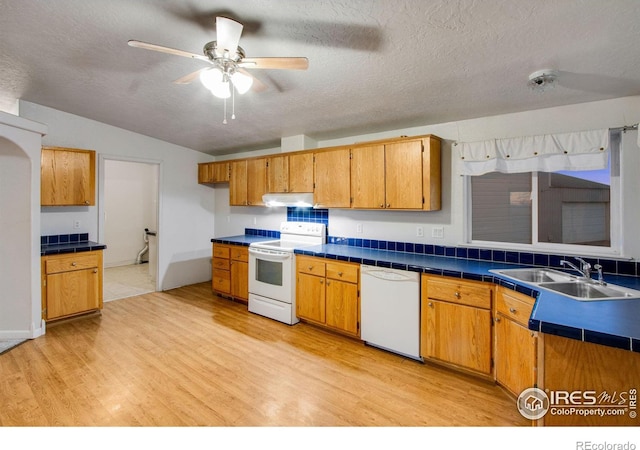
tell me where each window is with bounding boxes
[466,130,620,253]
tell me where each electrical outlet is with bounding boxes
[432,226,444,239]
[73,220,81,229]
[356,223,363,233]
[416,226,424,237]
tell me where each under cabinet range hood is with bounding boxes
[262,192,314,207]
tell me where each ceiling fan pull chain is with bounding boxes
[231,86,236,120]
[223,97,228,125]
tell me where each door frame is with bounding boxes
[97,154,162,291]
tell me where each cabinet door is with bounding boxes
[350,145,385,209]
[296,272,325,323]
[247,158,266,206]
[198,163,213,184]
[423,299,492,375]
[288,153,314,193]
[495,315,537,397]
[211,162,230,183]
[229,160,248,205]
[267,155,289,193]
[325,279,359,335]
[231,260,249,301]
[313,148,350,208]
[46,268,99,320]
[41,147,95,206]
[385,140,423,209]
[422,136,441,211]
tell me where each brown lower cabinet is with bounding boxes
[541,334,640,426]
[421,274,493,378]
[41,250,103,321]
[212,243,248,302]
[295,255,360,337]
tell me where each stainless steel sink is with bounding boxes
[538,281,639,300]
[490,267,640,301]
[491,268,577,283]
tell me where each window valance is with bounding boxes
[456,128,609,176]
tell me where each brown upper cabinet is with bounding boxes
[350,137,441,210]
[230,158,267,206]
[198,161,230,184]
[41,146,96,206]
[313,147,351,208]
[267,153,314,193]
[198,134,441,211]
[350,140,424,209]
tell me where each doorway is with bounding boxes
[102,159,159,301]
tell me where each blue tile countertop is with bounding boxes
[296,243,640,352]
[211,235,640,352]
[211,234,278,246]
[41,234,106,256]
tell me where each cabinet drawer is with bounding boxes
[496,289,534,326]
[213,258,230,270]
[45,252,100,274]
[297,256,326,277]
[326,262,358,283]
[212,269,231,293]
[230,246,248,262]
[213,244,230,259]
[423,275,492,309]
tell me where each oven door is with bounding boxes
[248,247,294,303]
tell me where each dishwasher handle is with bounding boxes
[361,266,418,282]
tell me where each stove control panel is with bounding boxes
[280,221,326,237]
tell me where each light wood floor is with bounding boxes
[0,282,529,426]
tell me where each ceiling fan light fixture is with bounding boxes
[231,71,253,94]
[200,68,230,99]
[528,69,559,92]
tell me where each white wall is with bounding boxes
[213,95,640,259]
[0,111,47,339]
[104,160,158,268]
[20,101,216,291]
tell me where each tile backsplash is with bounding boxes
[41,233,90,245]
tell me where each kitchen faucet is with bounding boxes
[560,257,592,279]
[560,257,605,285]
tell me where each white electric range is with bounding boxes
[248,222,326,324]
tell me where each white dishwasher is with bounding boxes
[360,265,421,360]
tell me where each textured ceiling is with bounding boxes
[1,0,639,155]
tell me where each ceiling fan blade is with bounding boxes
[216,17,243,56]
[237,68,267,92]
[128,40,209,62]
[240,57,309,70]
[173,68,209,85]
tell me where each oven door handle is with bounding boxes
[249,248,293,260]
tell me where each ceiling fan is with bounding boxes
[128,16,309,123]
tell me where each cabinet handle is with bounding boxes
[509,307,517,313]
[71,262,77,266]
[84,200,89,205]
[495,316,501,323]
[320,279,324,284]
[380,203,384,208]
[93,269,98,273]
[337,272,343,277]
[326,281,331,286]
[454,291,461,298]
[308,266,313,270]
[386,204,390,208]
[428,302,433,307]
